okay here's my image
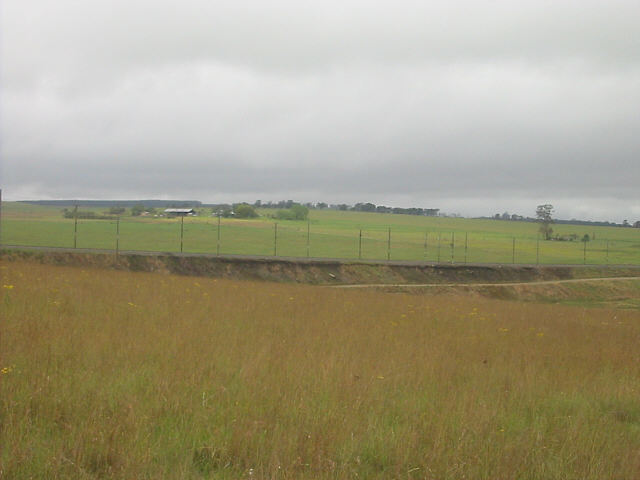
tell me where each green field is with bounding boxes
[2,202,639,265]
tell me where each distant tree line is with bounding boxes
[33,200,201,208]
[490,211,636,228]
[242,200,439,217]
[61,208,113,220]
[210,202,309,221]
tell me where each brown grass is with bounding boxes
[2,261,640,479]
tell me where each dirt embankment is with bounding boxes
[2,248,638,286]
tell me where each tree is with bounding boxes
[536,204,554,240]
[234,204,258,219]
[131,204,145,216]
[290,204,309,220]
[275,204,309,221]
[108,206,126,215]
[219,207,234,218]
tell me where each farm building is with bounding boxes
[164,208,195,217]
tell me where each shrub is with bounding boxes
[275,204,309,221]
[234,204,258,219]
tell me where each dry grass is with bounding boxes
[2,261,640,479]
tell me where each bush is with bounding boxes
[131,205,145,216]
[275,209,295,220]
[61,209,111,220]
[234,204,258,219]
[275,204,309,221]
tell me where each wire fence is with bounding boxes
[2,209,639,266]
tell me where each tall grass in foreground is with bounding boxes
[2,262,640,479]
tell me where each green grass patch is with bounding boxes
[2,203,639,265]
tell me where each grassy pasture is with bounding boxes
[1,202,639,264]
[2,261,640,478]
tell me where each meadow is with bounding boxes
[2,261,640,478]
[2,202,640,265]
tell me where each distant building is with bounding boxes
[164,208,195,217]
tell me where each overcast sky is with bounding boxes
[1,0,639,221]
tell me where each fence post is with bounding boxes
[0,188,3,247]
[387,227,391,260]
[274,223,278,256]
[307,220,310,258]
[536,236,540,265]
[116,216,120,256]
[217,214,221,256]
[437,232,441,263]
[424,230,428,261]
[583,240,587,265]
[606,240,609,266]
[451,232,455,264]
[358,229,362,260]
[464,232,468,264]
[180,215,184,253]
[512,237,515,264]
[73,205,78,249]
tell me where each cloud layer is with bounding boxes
[2,0,640,221]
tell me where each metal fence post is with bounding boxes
[387,227,391,261]
[464,232,468,264]
[73,205,78,249]
[606,240,609,265]
[217,214,221,256]
[307,220,310,258]
[358,229,362,260]
[274,223,278,256]
[451,232,455,264]
[437,232,441,263]
[536,236,540,265]
[116,216,120,256]
[424,230,428,261]
[180,215,184,253]
[512,237,515,264]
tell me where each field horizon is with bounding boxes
[2,202,639,266]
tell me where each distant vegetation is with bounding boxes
[274,204,309,221]
[25,199,638,227]
[61,208,112,220]
[252,199,439,217]
[4,202,637,265]
[27,199,202,208]
[234,204,258,219]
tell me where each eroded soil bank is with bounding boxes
[2,248,638,285]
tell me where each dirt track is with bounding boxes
[334,276,640,289]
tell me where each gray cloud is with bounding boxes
[2,0,640,221]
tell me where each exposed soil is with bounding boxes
[2,248,638,286]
